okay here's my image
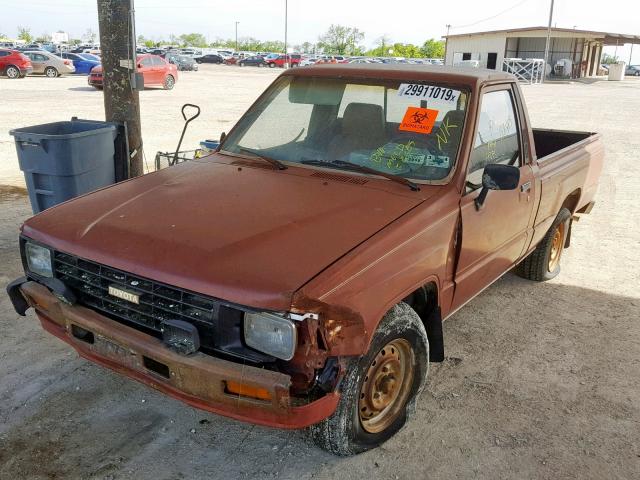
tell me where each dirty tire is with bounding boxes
[310,303,429,456]
[5,65,20,79]
[44,66,58,78]
[164,74,175,90]
[518,207,571,281]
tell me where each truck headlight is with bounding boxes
[243,312,297,360]
[25,242,53,278]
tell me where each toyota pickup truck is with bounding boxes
[8,65,603,455]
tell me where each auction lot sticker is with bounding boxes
[398,83,460,104]
[399,107,439,134]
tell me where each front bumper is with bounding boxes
[10,280,339,429]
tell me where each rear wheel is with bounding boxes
[5,65,20,79]
[163,74,175,90]
[258,63,263,68]
[268,62,275,68]
[310,303,429,456]
[517,207,571,281]
[45,66,58,78]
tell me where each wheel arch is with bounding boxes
[560,189,581,248]
[561,188,582,214]
[401,280,444,362]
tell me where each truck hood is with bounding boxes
[22,156,435,310]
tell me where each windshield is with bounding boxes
[221,76,468,181]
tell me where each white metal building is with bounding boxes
[444,27,640,79]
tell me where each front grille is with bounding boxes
[51,250,275,363]
[54,251,221,333]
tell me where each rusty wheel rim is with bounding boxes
[548,222,565,272]
[358,338,415,433]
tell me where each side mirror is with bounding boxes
[474,164,520,210]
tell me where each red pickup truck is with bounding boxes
[8,65,602,455]
[264,53,301,68]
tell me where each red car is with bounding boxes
[89,54,178,90]
[0,49,33,78]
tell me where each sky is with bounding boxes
[0,0,638,62]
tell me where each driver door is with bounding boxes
[452,85,536,310]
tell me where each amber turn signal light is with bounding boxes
[224,380,271,401]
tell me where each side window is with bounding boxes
[467,89,520,187]
[0,51,9,57]
[140,57,153,67]
[152,56,165,66]
[34,54,47,61]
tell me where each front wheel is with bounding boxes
[5,65,20,79]
[163,74,175,90]
[310,303,429,456]
[45,66,58,78]
[517,207,571,281]
[268,62,275,68]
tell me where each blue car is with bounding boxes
[59,52,100,75]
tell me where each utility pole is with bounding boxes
[96,0,144,177]
[542,0,555,83]
[444,24,451,64]
[284,0,288,67]
[629,43,634,65]
[235,21,239,52]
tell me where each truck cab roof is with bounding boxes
[290,63,514,89]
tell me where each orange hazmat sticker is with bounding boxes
[399,107,439,134]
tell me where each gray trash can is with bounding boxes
[10,120,118,213]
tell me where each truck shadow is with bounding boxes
[1,276,638,479]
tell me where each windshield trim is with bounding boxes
[218,74,472,186]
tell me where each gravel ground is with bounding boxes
[0,69,639,480]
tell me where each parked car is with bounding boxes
[23,50,75,77]
[264,54,301,68]
[238,55,267,67]
[196,54,224,64]
[79,53,101,62]
[9,64,603,456]
[625,65,640,76]
[299,57,318,66]
[89,54,177,89]
[59,52,100,74]
[169,54,198,71]
[0,49,33,78]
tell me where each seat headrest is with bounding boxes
[341,102,385,138]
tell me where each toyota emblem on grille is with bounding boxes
[108,285,140,304]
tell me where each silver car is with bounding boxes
[23,50,75,77]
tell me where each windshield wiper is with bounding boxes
[301,159,420,191]
[238,148,287,170]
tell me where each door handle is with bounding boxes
[520,181,531,193]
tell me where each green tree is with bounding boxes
[17,26,33,43]
[179,33,208,48]
[366,35,392,57]
[144,39,157,48]
[318,25,364,55]
[300,41,314,54]
[261,40,285,52]
[601,53,618,64]
[35,32,52,43]
[421,38,445,58]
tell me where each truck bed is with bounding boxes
[528,128,604,252]
[532,128,596,159]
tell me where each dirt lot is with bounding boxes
[1,68,639,480]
